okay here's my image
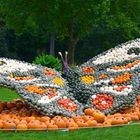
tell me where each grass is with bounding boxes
[0,87,20,101]
[0,87,140,140]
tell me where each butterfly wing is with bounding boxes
[0,57,83,116]
[75,39,140,114]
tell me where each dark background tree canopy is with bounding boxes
[0,0,140,65]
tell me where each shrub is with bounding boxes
[33,53,62,71]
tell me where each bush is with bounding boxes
[33,53,62,71]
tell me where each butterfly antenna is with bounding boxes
[58,52,64,62]
[58,51,69,71]
[65,51,68,64]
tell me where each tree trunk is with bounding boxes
[49,32,55,56]
[68,37,75,65]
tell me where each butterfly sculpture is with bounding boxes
[0,39,140,117]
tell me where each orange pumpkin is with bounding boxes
[103,120,112,127]
[3,120,16,129]
[82,115,94,122]
[68,122,79,131]
[62,117,69,122]
[52,116,62,121]
[37,122,47,130]
[17,123,28,131]
[87,120,97,127]
[122,114,132,122]
[130,113,139,121]
[26,116,36,123]
[96,123,103,128]
[19,120,28,124]
[111,117,128,125]
[27,120,41,129]
[47,122,58,131]
[0,120,3,128]
[76,120,88,127]
[114,113,123,117]
[84,108,95,116]
[99,74,108,79]
[54,119,66,128]
[135,111,140,119]
[93,111,105,123]
[12,118,20,125]
[39,116,51,122]
[72,115,83,122]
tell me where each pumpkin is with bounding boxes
[82,115,94,122]
[39,116,51,122]
[122,114,132,122]
[82,67,94,74]
[6,102,15,109]
[52,116,62,121]
[0,102,7,108]
[130,113,139,121]
[103,120,112,127]
[54,119,66,128]
[16,123,28,131]
[81,75,94,84]
[68,122,79,131]
[52,77,64,86]
[12,118,20,125]
[76,120,88,127]
[37,122,47,130]
[47,122,58,131]
[3,120,16,129]
[72,115,83,122]
[19,120,28,124]
[87,120,97,127]
[84,108,94,116]
[0,120,3,129]
[135,111,140,119]
[96,123,103,128]
[99,74,108,79]
[0,106,3,113]
[93,111,105,123]
[114,113,123,117]
[112,72,132,84]
[26,116,36,123]
[64,118,75,127]
[111,117,128,125]
[28,120,41,129]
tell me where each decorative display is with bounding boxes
[0,39,140,117]
[81,75,95,84]
[0,96,140,130]
[92,94,113,110]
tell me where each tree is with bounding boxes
[0,0,112,64]
[0,0,140,64]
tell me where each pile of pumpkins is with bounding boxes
[0,95,140,131]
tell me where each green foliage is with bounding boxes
[0,0,112,64]
[34,53,62,71]
[0,0,110,37]
[0,0,140,64]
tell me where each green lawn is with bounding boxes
[0,87,20,101]
[0,87,140,140]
